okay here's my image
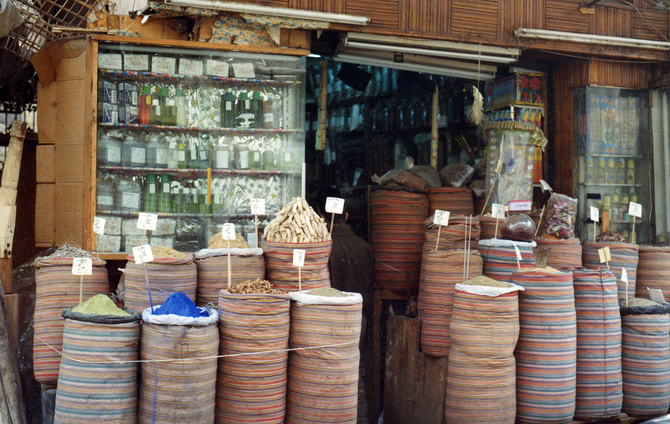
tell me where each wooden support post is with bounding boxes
[0,281,26,424]
[315,58,328,152]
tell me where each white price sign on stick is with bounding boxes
[628,202,642,218]
[250,198,266,215]
[590,206,600,223]
[71,258,92,276]
[648,288,667,304]
[132,245,154,264]
[325,197,345,214]
[222,223,236,240]
[93,217,106,235]
[622,267,629,283]
[137,213,158,231]
[513,244,523,261]
[492,203,505,219]
[598,246,612,263]
[539,179,553,193]
[508,200,532,212]
[293,249,306,267]
[433,210,450,226]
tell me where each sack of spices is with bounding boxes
[544,193,578,239]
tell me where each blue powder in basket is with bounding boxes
[153,292,206,318]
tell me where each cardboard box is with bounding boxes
[178,58,204,76]
[54,182,84,247]
[151,57,177,74]
[97,235,121,252]
[124,54,150,71]
[54,143,84,184]
[36,144,55,183]
[98,53,123,70]
[56,80,86,143]
[35,183,55,246]
[36,82,57,145]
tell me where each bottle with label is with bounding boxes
[251,90,263,129]
[617,158,626,185]
[585,156,595,184]
[139,86,152,125]
[121,134,146,168]
[146,134,168,168]
[158,174,171,213]
[96,176,115,212]
[150,97,162,125]
[606,157,616,184]
[189,138,199,169]
[236,92,253,128]
[212,139,231,169]
[198,138,211,169]
[262,150,275,170]
[191,186,199,214]
[162,87,176,126]
[249,147,262,170]
[171,183,182,214]
[597,157,606,184]
[221,90,235,128]
[166,139,178,169]
[97,132,123,166]
[236,143,250,169]
[211,185,225,214]
[115,176,142,212]
[611,192,620,221]
[198,187,211,214]
[175,87,187,127]
[177,136,188,169]
[262,95,277,129]
[621,193,630,221]
[627,159,635,185]
[144,174,158,212]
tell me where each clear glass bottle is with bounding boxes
[163,87,176,126]
[115,176,142,212]
[211,185,225,214]
[150,98,162,125]
[221,90,236,128]
[166,139,178,169]
[249,147,262,170]
[97,132,123,166]
[182,185,193,214]
[177,136,188,169]
[158,174,171,213]
[262,150,275,170]
[144,174,158,212]
[96,176,115,212]
[236,143,250,169]
[171,183,182,214]
[236,91,253,128]
[251,90,263,129]
[121,134,146,168]
[212,138,231,169]
[198,138,211,169]
[189,138,199,169]
[198,187,211,214]
[175,87,187,127]
[146,133,168,168]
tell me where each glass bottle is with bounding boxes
[150,98,162,125]
[198,187,211,214]
[97,132,122,166]
[146,133,167,168]
[617,158,626,185]
[236,91,253,128]
[198,138,211,169]
[212,139,231,169]
[115,176,142,212]
[96,176,115,212]
[158,174,171,213]
[191,186,199,214]
[139,86,152,125]
[177,136,188,169]
[171,183,182,214]
[249,146,262,170]
[236,143,250,169]
[144,174,158,212]
[211,185,225,214]
[166,139,178,169]
[121,134,146,168]
[262,95,276,129]
[626,159,635,185]
[262,149,275,170]
[189,138,199,169]
[621,193,630,221]
[175,87,187,127]
[182,185,193,214]
[163,87,176,126]
[251,90,263,129]
[221,90,235,128]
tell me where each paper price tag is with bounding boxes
[93,217,106,235]
[222,223,236,240]
[137,213,158,231]
[250,198,266,215]
[293,249,306,267]
[539,179,553,193]
[492,203,505,219]
[132,245,154,264]
[598,246,611,263]
[648,288,667,304]
[513,244,522,261]
[433,210,450,226]
[71,258,92,276]
[325,197,345,214]
[628,201,642,218]
[622,267,629,284]
[590,206,600,223]
[508,200,532,212]
[495,159,503,173]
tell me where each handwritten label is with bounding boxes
[433,210,450,226]
[222,223,236,240]
[293,249,306,267]
[508,200,532,212]
[492,203,505,219]
[539,179,553,193]
[590,206,600,223]
[93,217,106,235]
[71,258,92,276]
[598,246,612,263]
[132,245,154,264]
[325,197,345,215]
[622,267,629,284]
[137,213,158,231]
[628,201,642,218]
[250,198,266,215]
[513,244,522,261]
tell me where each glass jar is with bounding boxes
[198,187,211,214]
[626,159,635,185]
[211,185,225,214]
[144,174,158,212]
[97,132,122,166]
[171,184,182,214]
[96,176,115,212]
[262,150,275,170]
[617,158,626,185]
[146,134,168,168]
[249,148,262,170]
[212,140,231,169]
[236,144,250,169]
[198,138,211,169]
[122,134,146,168]
[115,176,142,212]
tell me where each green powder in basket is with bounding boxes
[71,294,130,316]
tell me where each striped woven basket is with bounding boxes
[54,316,140,423]
[195,253,265,306]
[370,188,428,291]
[138,318,219,424]
[572,269,622,419]
[123,254,197,313]
[513,269,577,424]
[445,287,520,424]
[621,307,670,418]
[419,250,483,357]
[33,258,109,385]
[535,237,583,269]
[423,214,481,252]
[286,298,362,424]
[478,216,503,240]
[636,245,670,300]
[478,240,535,283]
[216,290,290,424]
[263,239,332,292]
[427,187,474,217]
[583,241,639,301]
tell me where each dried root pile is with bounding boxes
[228,279,284,295]
[264,197,330,243]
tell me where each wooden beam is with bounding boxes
[0,281,26,424]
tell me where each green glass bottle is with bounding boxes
[158,174,171,213]
[144,174,158,212]
[221,90,235,128]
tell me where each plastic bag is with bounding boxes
[439,163,475,188]
[371,169,429,192]
[501,213,536,242]
[544,193,578,239]
[409,165,442,188]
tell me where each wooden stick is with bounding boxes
[79,275,83,306]
[480,172,501,215]
[0,281,26,424]
[330,213,335,236]
[466,215,472,280]
[430,84,439,168]
[534,205,545,238]
[494,218,499,239]
[434,224,442,252]
[254,214,259,248]
[227,239,232,289]
[298,266,302,292]
[143,263,155,313]
[632,216,636,244]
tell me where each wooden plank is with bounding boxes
[83,38,97,252]
[383,315,448,424]
[0,281,26,424]
[0,259,11,296]
[451,0,498,40]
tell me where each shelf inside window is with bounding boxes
[99,69,300,87]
